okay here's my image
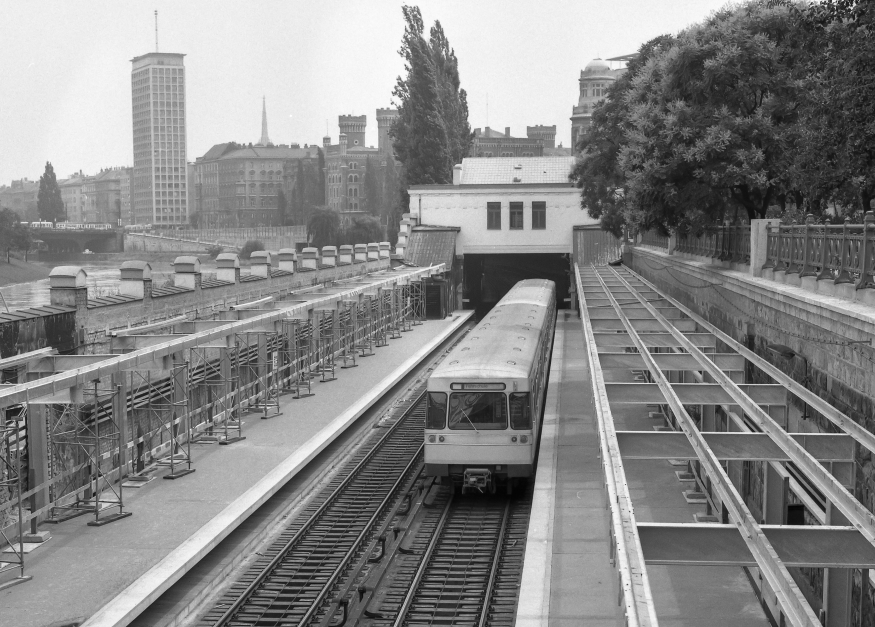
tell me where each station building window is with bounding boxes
[532,201,546,229]
[487,202,501,230]
[509,202,523,229]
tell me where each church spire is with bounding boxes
[258,96,271,146]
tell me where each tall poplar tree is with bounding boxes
[37,162,65,222]
[390,5,473,239]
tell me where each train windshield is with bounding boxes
[426,392,447,429]
[509,393,532,429]
[448,392,507,430]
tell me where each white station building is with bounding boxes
[404,157,602,310]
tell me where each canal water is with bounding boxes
[0,260,175,311]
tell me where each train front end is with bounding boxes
[425,375,536,494]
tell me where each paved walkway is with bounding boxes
[519,312,769,626]
[0,314,469,627]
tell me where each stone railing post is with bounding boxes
[249,251,272,278]
[119,260,153,301]
[173,256,202,290]
[49,266,88,313]
[857,210,875,291]
[750,219,779,278]
[799,214,817,278]
[216,253,240,284]
[278,248,296,273]
[668,232,678,255]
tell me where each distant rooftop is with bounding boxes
[458,157,575,185]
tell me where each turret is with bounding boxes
[338,114,366,150]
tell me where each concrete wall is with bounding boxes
[152,226,307,251]
[125,232,212,253]
[407,185,596,254]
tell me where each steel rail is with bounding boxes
[478,500,511,627]
[391,492,455,627]
[592,266,820,626]
[575,264,659,627]
[626,266,875,457]
[211,395,426,626]
[613,266,875,544]
[0,265,443,409]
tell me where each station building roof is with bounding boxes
[458,157,575,185]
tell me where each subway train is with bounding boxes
[425,279,557,494]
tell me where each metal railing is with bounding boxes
[676,224,751,264]
[763,212,875,290]
[640,230,668,250]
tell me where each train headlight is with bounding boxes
[438,436,445,442]
[511,436,517,443]
[521,435,529,444]
[428,435,436,443]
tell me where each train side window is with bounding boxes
[510,393,532,429]
[427,392,447,429]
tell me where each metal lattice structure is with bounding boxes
[337,301,358,369]
[313,309,337,383]
[189,344,244,445]
[410,279,425,325]
[44,381,131,526]
[0,404,29,589]
[576,262,875,627]
[235,331,281,419]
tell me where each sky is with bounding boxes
[0,0,731,185]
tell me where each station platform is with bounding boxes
[0,313,472,627]
[518,312,770,627]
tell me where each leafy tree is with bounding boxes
[620,3,807,225]
[189,210,201,228]
[794,0,875,215]
[239,239,265,260]
[277,190,288,226]
[13,222,32,261]
[37,162,65,222]
[343,215,384,245]
[390,6,471,241]
[570,35,674,236]
[307,207,340,249]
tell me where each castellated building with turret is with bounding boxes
[323,108,399,225]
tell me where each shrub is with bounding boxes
[239,240,265,260]
[205,243,223,258]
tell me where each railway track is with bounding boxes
[387,490,531,627]
[196,393,427,627]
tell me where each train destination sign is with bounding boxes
[451,383,506,390]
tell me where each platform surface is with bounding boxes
[518,312,770,626]
[0,314,469,627]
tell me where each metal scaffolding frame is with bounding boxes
[44,381,131,527]
[0,403,29,589]
[280,319,315,399]
[189,343,244,445]
[409,279,425,325]
[313,309,337,383]
[576,262,875,627]
[235,331,281,419]
[337,301,358,369]
[355,296,375,358]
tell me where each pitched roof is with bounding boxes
[405,227,458,269]
[218,146,320,161]
[459,156,575,185]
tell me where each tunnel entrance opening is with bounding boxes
[463,253,570,317]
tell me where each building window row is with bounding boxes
[486,201,547,231]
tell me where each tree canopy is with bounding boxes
[307,207,340,249]
[37,162,65,222]
[390,5,472,238]
[571,0,875,235]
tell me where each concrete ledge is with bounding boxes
[81,310,473,627]
[516,327,563,627]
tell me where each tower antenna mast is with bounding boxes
[154,10,159,52]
